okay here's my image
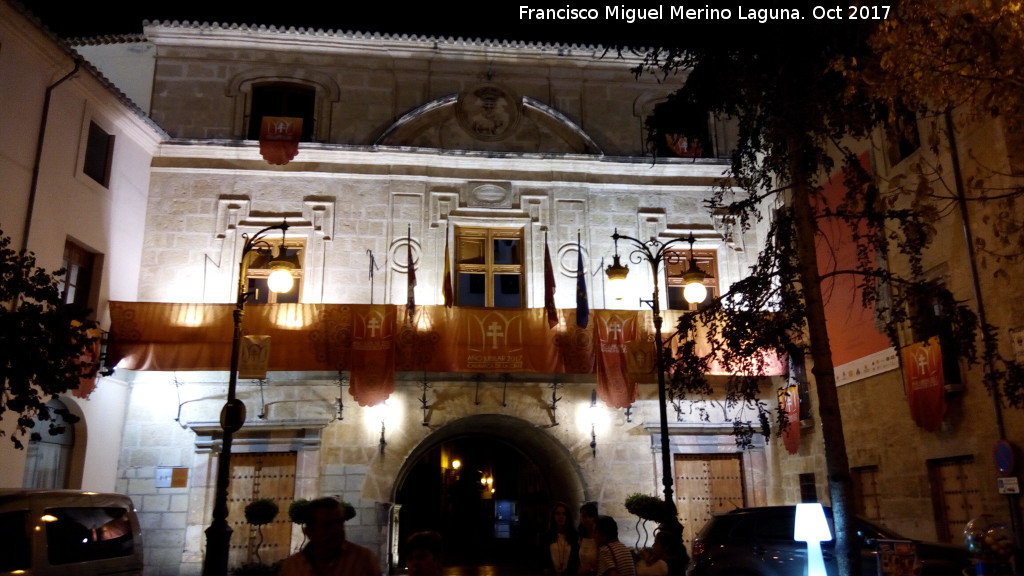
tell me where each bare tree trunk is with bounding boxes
[789,146,857,576]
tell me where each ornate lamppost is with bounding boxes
[605,229,707,513]
[203,220,295,576]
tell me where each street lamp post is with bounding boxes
[605,229,707,515]
[203,220,294,576]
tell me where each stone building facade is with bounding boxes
[8,5,1024,576]
[96,21,774,576]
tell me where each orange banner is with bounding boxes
[107,302,786,406]
[902,337,947,432]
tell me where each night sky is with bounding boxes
[16,0,841,48]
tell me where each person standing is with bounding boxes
[594,516,636,576]
[542,502,580,576]
[577,502,599,576]
[278,497,380,576]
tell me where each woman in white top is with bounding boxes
[577,502,599,576]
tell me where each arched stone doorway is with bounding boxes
[392,414,586,570]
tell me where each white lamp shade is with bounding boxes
[683,281,708,304]
[606,276,627,300]
[794,503,832,542]
[266,267,294,293]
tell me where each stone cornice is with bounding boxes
[142,21,649,68]
[152,141,732,188]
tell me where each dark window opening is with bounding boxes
[910,286,962,385]
[650,104,711,159]
[83,121,114,186]
[886,108,920,166]
[787,348,812,422]
[799,472,817,503]
[0,511,30,572]
[247,83,315,141]
[45,506,135,564]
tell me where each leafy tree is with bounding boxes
[867,0,1024,126]
[860,0,1024,411]
[0,229,98,449]
[632,6,990,575]
[244,498,279,565]
[625,493,667,549]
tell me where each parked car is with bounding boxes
[689,506,970,576]
[0,489,144,576]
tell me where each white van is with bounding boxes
[0,489,144,576]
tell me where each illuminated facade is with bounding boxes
[88,19,772,576]
[9,4,1024,576]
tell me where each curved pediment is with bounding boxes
[376,84,602,155]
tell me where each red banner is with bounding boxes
[349,305,396,406]
[594,311,643,408]
[778,384,800,454]
[902,337,947,432]
[258,116,302,165]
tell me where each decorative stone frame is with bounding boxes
[227,69,341,143]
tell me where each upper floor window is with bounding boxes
[247,83,315,142]
[245,239,304,304]
[664,249,719,310]
[885,108,920,167]
[908,284,962,385]
[649,102,712,159]
[455,227,524,308]
[60,240,96,312]
[82,121,114,187]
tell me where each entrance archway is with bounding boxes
[393,414,585,569]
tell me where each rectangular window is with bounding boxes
[928,456,981,543]
[44,506,136,564]
[665,249,719,310]
[885,108,920,167]
[852,465,881,521]
[0,511,30,572]
[60,240,96,310]
[456,227,524,308]
[909,282,962,385]
[83,121,114,187]
[789,351,813,421]
[247,83,315,141]
[245,239,304,303]
[799,472,817,503]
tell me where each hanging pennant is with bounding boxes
[258,116,302,165]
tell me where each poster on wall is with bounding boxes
[876,539,917,576]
